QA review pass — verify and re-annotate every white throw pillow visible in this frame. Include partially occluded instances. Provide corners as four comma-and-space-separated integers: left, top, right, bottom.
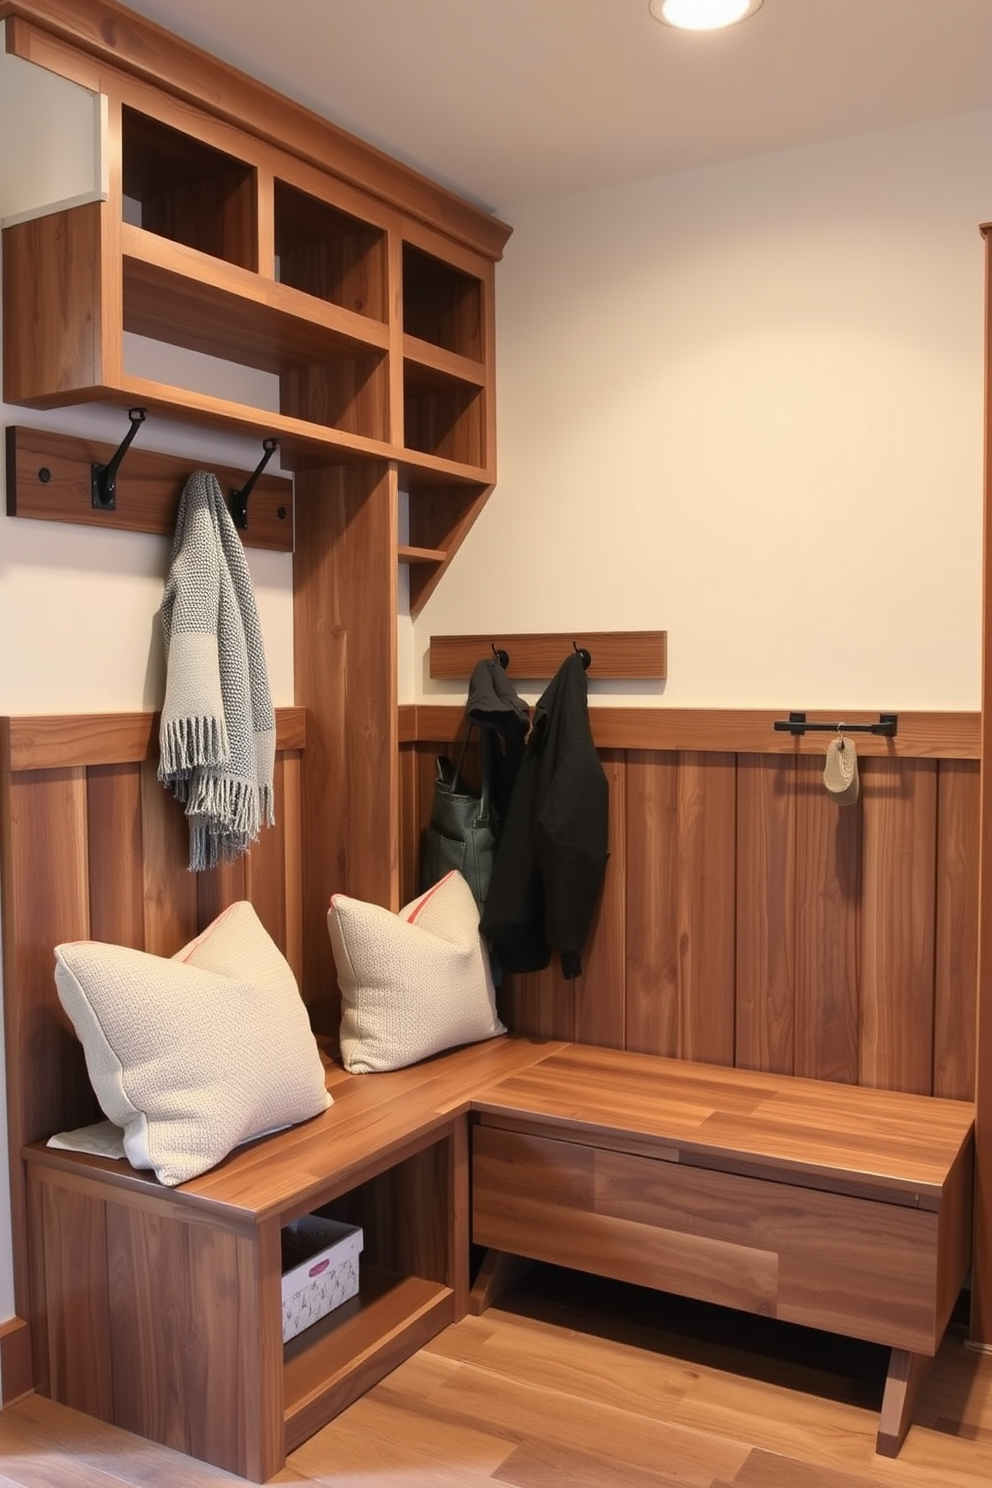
328, 869, 506, 1074
54, 900, 331, 1186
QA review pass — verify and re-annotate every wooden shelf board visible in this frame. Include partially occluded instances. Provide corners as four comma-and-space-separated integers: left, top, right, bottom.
282, 1268, 453, 1449
398, 544, 446, 565
401, 457, 493, 491
123, 223, 391, 369
6, 425, 294, 551
402, 333, 486, 389
429, 631, 668, 681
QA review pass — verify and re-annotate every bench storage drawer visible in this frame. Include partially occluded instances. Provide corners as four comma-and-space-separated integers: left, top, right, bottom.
472, 1122, 963, 1355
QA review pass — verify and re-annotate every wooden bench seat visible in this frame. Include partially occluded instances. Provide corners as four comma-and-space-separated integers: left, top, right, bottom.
468, 1043, 976, 1461
25, 1035, 975, 1479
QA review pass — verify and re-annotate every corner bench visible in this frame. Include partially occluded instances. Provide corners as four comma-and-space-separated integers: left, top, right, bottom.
24, 1036, 974, 1481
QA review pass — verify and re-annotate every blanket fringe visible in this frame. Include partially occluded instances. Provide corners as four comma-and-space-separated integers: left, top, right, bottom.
158, 715, 229, 781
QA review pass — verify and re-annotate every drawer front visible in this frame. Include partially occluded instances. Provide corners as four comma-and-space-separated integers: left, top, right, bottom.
472, 1125, 941, 1352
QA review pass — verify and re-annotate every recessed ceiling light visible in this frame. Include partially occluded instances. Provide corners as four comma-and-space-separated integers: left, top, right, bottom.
649, 0, 764, 30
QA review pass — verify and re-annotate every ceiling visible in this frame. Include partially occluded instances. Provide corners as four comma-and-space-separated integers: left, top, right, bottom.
116, 0, 992, 213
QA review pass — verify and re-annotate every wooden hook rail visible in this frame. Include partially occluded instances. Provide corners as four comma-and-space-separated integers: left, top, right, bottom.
5, 425, 294, 552
429, 631, 667, 681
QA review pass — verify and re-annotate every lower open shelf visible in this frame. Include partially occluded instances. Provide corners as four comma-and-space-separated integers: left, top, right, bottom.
282, 1267, 455, 1451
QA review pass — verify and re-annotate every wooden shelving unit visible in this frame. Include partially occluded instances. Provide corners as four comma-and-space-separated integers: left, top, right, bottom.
2, 69, 507, 596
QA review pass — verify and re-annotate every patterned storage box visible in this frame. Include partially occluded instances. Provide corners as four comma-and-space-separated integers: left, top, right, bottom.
280, 1215, 364, 1343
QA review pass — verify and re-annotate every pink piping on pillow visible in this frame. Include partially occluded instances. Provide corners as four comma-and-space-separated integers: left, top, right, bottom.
404, 871, 457, 925
175, 900, 241, 963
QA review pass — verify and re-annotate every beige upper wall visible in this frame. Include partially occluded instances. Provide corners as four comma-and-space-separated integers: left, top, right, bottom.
416, 109, 992, 710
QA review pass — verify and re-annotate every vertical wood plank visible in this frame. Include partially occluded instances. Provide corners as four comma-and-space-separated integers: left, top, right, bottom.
860, 757, 938, 1095
572, 751, 626, 1051
794, 755, 862, 1085
625, 751, 679, 1057
676, 752, 737, 1066
86, 765, 144, 948
398, 744, 420, 910
0, 763, 95, 1320
139, 759, 198, 956
934, 760, 980, 1100
294, 461, 398, 1036
281, 750, 305, 993
735, 755, 796, 1075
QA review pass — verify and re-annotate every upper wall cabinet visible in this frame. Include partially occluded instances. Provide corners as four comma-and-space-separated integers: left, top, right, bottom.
0, 8, 510, 613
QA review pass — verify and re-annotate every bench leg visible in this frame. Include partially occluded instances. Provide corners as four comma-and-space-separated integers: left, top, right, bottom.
469, 1249, 534, 1316
876, 1347, 931, 1457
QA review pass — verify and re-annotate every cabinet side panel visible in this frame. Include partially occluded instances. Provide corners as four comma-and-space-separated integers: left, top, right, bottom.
36, 1174, 114, 1420
2, 202, 104, 401
106, 1201, 279, 1480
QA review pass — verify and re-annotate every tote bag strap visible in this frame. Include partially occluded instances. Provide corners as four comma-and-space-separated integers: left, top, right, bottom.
448, 723, 491, 823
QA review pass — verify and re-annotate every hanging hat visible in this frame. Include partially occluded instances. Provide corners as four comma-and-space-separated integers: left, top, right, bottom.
823, 734, 859, 806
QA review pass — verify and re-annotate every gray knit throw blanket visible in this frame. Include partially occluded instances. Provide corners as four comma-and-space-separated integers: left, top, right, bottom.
158, 470, 276, 871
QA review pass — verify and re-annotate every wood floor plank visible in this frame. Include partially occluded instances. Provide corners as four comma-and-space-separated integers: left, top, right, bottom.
729, 1450, 877, 1486
425, 1309, 697, 1415
494, 1438, 693, 1487
374, 1349, 751, 1485
288, 1390, 515, 1485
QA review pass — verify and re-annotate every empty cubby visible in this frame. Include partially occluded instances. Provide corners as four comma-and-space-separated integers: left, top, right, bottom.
274, 180, 387, 322
402, 244, 482, 360
122, 106, 257, 269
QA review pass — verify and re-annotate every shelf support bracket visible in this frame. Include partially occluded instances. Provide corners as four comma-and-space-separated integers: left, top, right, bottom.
91, 408, 147, 512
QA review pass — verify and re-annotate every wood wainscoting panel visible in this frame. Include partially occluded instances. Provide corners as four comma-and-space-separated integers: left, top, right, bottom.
625, 750, 679, 1058
400, 714, 979, 1103
573, 752, 626, 1051
793, 755, 862, 1086
860, 758, 938, 1095
676, 753, 737, 1067
934, 760, 980, 1101
736, 755, 797, 1077
138, 757, 199, 955
86, 764, 146, 949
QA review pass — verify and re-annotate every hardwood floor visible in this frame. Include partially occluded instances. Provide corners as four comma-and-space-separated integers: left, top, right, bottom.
3, 1265, 992, 1487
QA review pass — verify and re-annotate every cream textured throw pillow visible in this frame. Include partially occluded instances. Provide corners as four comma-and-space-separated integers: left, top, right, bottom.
54, 901, 330, 1186
328, 869, 506, 1074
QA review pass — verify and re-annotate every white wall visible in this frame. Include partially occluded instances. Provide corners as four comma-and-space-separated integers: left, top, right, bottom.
417, 109, 992, 711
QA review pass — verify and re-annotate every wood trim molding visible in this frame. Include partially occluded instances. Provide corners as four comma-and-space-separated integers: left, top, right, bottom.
0, 5, 512, 259
403, 705, 980, 759
0, 1317, 32, 1406
1, 707, 306, 772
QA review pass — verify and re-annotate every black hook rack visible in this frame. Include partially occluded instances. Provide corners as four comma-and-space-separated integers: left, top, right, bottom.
573, 641, 592, 670
773, 711, 898, 737
491, 643, 510, 669
91, 407, 147, 511
229, 438, 278, 531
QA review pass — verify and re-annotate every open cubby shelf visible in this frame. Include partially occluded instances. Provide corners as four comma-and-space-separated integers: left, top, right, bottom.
4, 95, 502, 604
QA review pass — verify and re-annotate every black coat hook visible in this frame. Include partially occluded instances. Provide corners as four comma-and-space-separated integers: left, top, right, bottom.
573, 641, 591, 670
91, 407, 146, 511
491, 643, 510, 669
229, 438, 278, 530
